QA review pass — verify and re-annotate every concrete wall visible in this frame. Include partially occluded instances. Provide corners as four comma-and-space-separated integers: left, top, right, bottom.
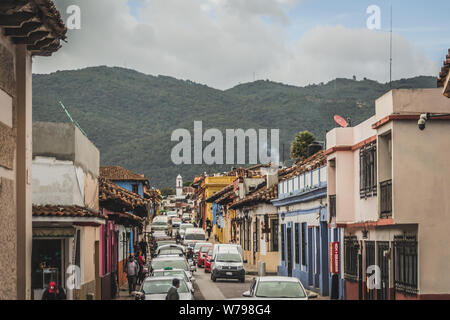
392, 120, 450, 295
32, 157, 85, 207
33, 122, 100, 178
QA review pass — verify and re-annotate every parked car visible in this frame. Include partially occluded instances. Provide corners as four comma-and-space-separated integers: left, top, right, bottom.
150, 256, 195, 279
192, 242, 211, 255
155, 244, 185, 257
152, 268, 195, 292
151, 215, 169, 233
183, 228, 206, 247
136, 276, 193, 300
182, 213, 191, 222
179, 223, 194, 240
204, 248, 214, 273
210, 246, 245, 282
241, 276, 315, 300
197, 244, 214, 267
167, 211, 178, 219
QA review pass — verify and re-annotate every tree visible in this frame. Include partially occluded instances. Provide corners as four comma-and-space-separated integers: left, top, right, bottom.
183, 181, 192, 187
160, 187, 175, 196
290, 130, 316, 160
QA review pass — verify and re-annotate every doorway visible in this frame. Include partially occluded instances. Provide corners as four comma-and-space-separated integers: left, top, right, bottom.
287, 226, 292, 277
377, 242, 390, 300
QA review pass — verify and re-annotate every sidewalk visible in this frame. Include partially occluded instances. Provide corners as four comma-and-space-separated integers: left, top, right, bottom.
115, 282, 140, 300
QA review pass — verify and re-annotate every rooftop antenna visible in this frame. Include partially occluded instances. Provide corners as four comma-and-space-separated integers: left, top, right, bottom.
58, 101, 88, 137
389, 4, 393, 89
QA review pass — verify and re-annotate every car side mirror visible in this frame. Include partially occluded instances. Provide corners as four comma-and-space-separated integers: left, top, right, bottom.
308, 293, 318, 299
190, 266, 196, 272
242, 291, 251, 297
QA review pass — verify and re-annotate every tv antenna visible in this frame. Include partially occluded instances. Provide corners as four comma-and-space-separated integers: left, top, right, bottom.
58, 101, 88, 137
389, 5, 393, 89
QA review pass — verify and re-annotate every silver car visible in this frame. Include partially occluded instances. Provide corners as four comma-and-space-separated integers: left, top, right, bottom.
136, 276, 193, 300
241, 276, 316, 300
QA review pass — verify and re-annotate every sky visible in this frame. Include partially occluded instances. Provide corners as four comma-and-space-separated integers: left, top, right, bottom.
33, 0, 450, 89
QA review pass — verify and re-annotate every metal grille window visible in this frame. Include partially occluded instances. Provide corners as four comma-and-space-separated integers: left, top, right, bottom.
360, 142, 377, 198
365, 241, 376, 300
394, 235, 418, 296
380, 180, 392, 218
344, 236, 359, 281
271, 219, 278, 252
245, 220, 251, 251
281, 224, 285, 261
295, 223, 300, 264
301, 223, 307, 266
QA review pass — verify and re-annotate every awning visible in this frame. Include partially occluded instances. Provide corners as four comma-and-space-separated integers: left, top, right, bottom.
33, 228, 75, 238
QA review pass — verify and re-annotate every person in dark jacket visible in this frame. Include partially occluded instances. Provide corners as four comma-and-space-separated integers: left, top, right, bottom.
41, 281, 66, 300
165, 278, 180, 300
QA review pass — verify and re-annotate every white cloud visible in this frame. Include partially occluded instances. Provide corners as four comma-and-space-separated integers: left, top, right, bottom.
33, 0, 438, 89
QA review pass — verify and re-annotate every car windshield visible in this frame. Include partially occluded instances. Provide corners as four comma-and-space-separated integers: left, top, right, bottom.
142, 279, 189, 294
200, 246, 212, 253
181, 224, 193, 231
255, 281, 306, 298
153, 271, 188, 281
216, 252, 242, 263
151, 259, 189, 271
152, 221, 167, 225
185, 233, 205, 241
158, 248, 183, 255
194, 243, 209, 250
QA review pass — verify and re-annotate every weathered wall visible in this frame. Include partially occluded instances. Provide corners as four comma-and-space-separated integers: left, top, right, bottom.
32, 157, 85, 206
33, 122, 100, 178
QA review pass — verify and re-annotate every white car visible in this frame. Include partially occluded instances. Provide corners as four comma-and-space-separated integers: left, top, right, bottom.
152, 268, 195, 292
136, 276, 193, 300
179, 223, 194, 239
241, 276, 316, 300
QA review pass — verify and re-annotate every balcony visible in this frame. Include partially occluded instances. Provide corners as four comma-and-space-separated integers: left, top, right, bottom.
380, 180, 392, 218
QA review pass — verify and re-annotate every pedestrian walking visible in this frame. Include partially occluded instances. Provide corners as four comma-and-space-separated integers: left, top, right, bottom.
139, 239, 148, 261
124, 255, 139, 296
206, 222, 212, 240
138, 250, 146, 284
41, 281, 66, 300
165, 278, 180, 300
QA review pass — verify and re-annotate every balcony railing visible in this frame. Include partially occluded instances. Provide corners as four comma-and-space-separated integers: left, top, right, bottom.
380, 180, 392, 218
329, 195, 336, 220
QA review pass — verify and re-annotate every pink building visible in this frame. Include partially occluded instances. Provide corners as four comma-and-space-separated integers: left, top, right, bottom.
326, 87, 450, 300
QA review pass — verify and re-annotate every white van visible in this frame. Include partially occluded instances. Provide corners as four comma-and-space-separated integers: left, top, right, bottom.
183, 228, 206, 247
212, 244, 243, 261
151, 215, 169, 233
210, 246, 245, 282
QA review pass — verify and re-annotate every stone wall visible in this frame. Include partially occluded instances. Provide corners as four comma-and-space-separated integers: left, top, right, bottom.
0, 178, 17, 299
73, 279, 97, 300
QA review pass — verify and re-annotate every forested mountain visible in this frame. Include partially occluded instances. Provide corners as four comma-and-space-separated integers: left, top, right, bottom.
32, 66, 437, 187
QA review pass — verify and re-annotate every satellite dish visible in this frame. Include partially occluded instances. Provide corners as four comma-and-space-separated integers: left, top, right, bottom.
334, 115, 348, 128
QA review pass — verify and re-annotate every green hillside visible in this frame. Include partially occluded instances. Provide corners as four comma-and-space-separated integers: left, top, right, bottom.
32, 66, 437, 187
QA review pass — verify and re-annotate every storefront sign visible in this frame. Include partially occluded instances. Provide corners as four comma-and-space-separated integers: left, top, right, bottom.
329, 241, 340, 274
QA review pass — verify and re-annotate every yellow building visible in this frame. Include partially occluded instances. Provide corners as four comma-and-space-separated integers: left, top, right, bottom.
201, 176, 236, 243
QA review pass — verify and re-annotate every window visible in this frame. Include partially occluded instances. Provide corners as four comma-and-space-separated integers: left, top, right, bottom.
360, 141, 377, 198
295, 223, 300, 264
329, 195, 336, 221
394, 235, 418, 295
300, 174, 305, 190
301, 223, 307, 266
271, 219, 278, 252
132, 184, 139, 194
281, 224, 285, 261
344, 236, 359, 280
245, 220, 251, 251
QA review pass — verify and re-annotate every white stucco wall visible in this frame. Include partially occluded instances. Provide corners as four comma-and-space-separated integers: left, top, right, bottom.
32, 157, 85, 206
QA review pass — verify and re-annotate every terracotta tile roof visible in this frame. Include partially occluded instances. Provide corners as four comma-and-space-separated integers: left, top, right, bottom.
437, 49, 450, 97
144, 189, 162, 202
106, 211, 144, 224
0, 0, 67, 56
33, 205, 106, 219
229, 183, 278, 209
99, 177, 149, 210
280, 151, 326, 182
206, 183, 234, 203
100, 166, 149, 182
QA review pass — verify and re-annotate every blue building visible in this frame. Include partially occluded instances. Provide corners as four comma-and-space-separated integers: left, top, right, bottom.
100, 166, 150, 254
272, 152, 331, 297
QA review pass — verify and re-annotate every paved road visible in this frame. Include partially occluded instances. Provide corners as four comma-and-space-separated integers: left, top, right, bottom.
193, 265, 255, 300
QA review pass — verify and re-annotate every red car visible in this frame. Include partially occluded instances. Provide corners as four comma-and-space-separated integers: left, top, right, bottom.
204, 248, 214, 273
197, 245, 213, 267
